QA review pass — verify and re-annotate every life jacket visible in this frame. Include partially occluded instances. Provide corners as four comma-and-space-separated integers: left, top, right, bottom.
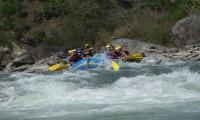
115, 51, 122, 57
83, 49, 94, 57
109, 50, 118, 59
70, 55, 80, 63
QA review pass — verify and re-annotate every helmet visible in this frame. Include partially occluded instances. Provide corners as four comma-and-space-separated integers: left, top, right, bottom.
115, 46, 121, 50
89, 47, 94, 50
106, 45, 111, 48
118, 45, 123, 49
106, 43, 110, 46
68, 50, 72, 53
85, 44, 90, 47
115, 45, 122, 50
72, 49, 77, 52
77, 48, 82, 53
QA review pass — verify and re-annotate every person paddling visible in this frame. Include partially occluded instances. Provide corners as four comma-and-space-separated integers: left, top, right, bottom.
67, 49, 82, 65
83, 44, 96, 57
115, 46, 128, 59
106, 44, 118, 59
77, 48, 83, 58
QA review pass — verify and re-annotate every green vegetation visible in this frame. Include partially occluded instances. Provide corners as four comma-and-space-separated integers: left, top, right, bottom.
0, 0, 22, 16
0, 0, 200, 51
33, 29, 46, 43
42, 0, 69, 19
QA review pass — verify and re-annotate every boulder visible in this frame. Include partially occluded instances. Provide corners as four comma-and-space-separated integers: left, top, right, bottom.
12, 65, 30, 72
189, 55, 200, 61
13, 55, 35, 67
166, 48, 179, 53
22, 46, 68, 61
24, 64, 49, 73
172, 15, 200, 47
4, 46, 68, 72
4, 62, 14, 72
111, 38, 168, 56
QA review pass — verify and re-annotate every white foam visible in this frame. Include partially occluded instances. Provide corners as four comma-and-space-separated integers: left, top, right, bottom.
1, 63, 200, 119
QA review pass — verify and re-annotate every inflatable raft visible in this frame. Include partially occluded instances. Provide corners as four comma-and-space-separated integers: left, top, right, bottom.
68, 58, 104, 72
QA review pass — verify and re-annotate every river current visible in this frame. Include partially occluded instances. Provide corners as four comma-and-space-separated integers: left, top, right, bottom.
0, 61, 200, 120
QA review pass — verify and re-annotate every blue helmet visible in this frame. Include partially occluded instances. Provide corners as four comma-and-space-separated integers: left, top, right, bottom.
77, 48, 82, 53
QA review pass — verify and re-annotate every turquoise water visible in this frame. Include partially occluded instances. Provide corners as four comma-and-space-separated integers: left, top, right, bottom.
0, 61, 200, 120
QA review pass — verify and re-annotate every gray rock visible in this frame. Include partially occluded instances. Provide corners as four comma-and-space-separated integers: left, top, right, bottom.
25, 64, 49, 73
111, 38, 168, 55
167, 48, 179, 53
4, 46, 69, 72
22, 46, 68, 61
12, 65, 30, 72
4, 62, 14, 72
13, 55, 35, 67
172, 15, 200, 47
187, 53, 199, 60
189, 55, 200, 61
35, 55, 61, 66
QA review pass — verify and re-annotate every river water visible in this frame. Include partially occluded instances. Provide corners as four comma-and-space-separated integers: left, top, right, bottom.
0, 61, 200, 120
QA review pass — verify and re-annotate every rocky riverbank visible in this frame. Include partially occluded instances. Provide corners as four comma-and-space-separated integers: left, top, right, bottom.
112, 39, 200, 63
2, 46, 69, 72
1, 38, 199, 73
1, 14, 200, 72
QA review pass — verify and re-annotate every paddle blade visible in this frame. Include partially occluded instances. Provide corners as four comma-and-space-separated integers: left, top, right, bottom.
49, 63, 70, 71
126, 53, 144, 60
111, 60, 120, 70
49, 64, 60, 71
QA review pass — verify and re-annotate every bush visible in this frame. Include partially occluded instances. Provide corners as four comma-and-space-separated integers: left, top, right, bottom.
33, 29, 46, 42
42, 29, 63, 46
148, 0, 200, 21
61, 0, 123, 48
42, 0, 68, 19
2, 17, 15, 31
32, 10, 43, 23
0, 35, 13, 51
0, 0, 22, 16
14, 22, 30, 41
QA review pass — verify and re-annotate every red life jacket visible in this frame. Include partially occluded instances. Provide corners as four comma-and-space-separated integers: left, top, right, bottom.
115, 51, 122, 57
70, 55, 79, 63
109, 50, 118, 59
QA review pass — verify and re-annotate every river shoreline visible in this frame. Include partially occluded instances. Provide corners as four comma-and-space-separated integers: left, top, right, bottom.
0, 38, 199, 73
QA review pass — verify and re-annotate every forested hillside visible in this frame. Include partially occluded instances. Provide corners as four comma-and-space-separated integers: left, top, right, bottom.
0, 0, 200, 50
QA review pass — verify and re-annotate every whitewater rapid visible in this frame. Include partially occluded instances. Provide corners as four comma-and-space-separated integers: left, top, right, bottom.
0, 61, 200, 120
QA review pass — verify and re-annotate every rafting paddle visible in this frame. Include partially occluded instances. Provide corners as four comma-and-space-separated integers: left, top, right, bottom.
49, 62, 70, 71
111, 60, 120, 70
